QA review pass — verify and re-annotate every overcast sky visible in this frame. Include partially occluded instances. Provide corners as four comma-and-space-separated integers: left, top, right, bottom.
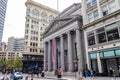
3, 0, 81, 42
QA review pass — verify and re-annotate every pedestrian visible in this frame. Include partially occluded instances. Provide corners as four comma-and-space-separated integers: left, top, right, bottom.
41, 71, 44, 77
118, 65, 120, 77
84, 69, 89, 77
57, 67, 62, 78
109, 67, 113, 77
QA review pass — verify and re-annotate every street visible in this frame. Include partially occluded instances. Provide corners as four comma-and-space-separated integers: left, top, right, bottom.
0, 73, 120, 80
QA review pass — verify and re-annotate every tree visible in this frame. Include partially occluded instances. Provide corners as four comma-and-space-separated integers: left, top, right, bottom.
0, 58, 5, 70
14, 57, 23, 70
6, 59, 14, 70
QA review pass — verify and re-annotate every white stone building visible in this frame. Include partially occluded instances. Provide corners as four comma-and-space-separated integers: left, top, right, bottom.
23, 0, 59, 72
0, 51, 23, 60
43, 3, 84, 76
81, 0, 120, 76
24, 0, 59, 56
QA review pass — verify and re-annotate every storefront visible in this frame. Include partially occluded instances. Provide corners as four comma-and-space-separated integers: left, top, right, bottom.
90, 48, 120, 76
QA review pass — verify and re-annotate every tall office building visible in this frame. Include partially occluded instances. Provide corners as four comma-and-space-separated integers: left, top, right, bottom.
7, 36, 24, 52
0, 0, 8, 42
81, 0, 120, 76
23, 0, 59, 72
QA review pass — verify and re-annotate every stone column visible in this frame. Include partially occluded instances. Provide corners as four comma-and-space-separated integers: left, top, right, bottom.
48, 40, 51, 71
60, 35, 65, 71
44, 42, 47, 71
96, 53, 102, 73
97, 0, 102, 17
53, 38, 57, 71
67, 31, 73, 72
76, 28, 83, 71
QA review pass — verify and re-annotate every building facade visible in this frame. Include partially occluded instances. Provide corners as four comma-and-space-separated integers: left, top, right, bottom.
0, 51, 22, 60
23, 0, 59, 72
0, 0, 8, 42
0, 42, 7, 51
43, 3, 84, 76
81, 0, 120, 76
7, 36, 24, 52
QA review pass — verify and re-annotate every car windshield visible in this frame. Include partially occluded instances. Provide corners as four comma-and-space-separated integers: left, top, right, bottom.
15, 72, 22, 75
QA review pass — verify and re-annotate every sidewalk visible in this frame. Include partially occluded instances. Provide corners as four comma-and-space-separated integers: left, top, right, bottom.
45, 76, 120, 80
23, 74, 120, 80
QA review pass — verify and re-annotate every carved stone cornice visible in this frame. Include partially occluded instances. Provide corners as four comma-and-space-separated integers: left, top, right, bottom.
43, 15, 82, 38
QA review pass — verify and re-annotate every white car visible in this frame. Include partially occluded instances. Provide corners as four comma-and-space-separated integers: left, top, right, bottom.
10, 72, 23, 79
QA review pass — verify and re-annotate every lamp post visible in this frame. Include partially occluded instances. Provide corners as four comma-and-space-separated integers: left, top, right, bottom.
3, 58, 6, 73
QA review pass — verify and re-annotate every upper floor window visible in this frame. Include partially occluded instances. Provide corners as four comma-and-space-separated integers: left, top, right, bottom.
108, 1, 116, 13
101, 0, 116, 16
86, 0, 97, 9
102, 5, 108, 16
93, 10, 99, 20
87, 31, 95, 46
106, 23, 119, 41
88, 13, 94, 22
88, 10, 99, 22
96, 27, 107, 43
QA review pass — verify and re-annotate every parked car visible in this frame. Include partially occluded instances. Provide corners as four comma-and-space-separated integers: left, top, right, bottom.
10, 72, 23, 80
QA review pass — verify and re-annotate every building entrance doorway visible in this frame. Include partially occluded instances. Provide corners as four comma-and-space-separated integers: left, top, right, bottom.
106, 59, 118, 76
102, 58, 119, 76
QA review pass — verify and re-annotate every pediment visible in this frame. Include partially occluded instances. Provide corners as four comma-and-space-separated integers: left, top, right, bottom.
45, 17, 73, 35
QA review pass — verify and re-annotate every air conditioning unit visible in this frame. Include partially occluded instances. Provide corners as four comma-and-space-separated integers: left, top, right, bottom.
103, 11, 108, 16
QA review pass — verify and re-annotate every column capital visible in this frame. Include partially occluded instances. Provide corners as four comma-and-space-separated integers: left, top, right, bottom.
59, 34, 63, 38
66, 31, 71, 34
74, 27, 80, 30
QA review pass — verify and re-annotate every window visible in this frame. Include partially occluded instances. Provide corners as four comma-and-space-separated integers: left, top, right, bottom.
87, 31, 95, 45
27, 19, 29, 22
102, 0, 116, 16
26, 24, 29, 28
102, 5, 108, 16
40, 27, 43, 30
87, 1, 92, 8
31, 25, 33, 28
93, 10, 99, 19
108, 1, 116, 13
107, 29, 119, 41
40, 38, 42, 41
115, 49, 120, 56
88, 10, 98, 22
106, 23, 119, 41
90, 53, 96, 59
88, 13, 94, 22
86, 0, 97, 9
104, 50, 115, 57
96, 27, 107, 43
92, 0, 97, 5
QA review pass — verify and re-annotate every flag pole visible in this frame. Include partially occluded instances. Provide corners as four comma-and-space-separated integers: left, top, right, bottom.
57, 0, 59, 11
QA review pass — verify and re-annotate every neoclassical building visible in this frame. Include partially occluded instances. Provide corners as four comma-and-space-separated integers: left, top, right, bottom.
43, 3, 85, 76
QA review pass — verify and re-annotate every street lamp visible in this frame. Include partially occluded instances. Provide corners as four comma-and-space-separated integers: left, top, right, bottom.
3, 58, 6, 73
